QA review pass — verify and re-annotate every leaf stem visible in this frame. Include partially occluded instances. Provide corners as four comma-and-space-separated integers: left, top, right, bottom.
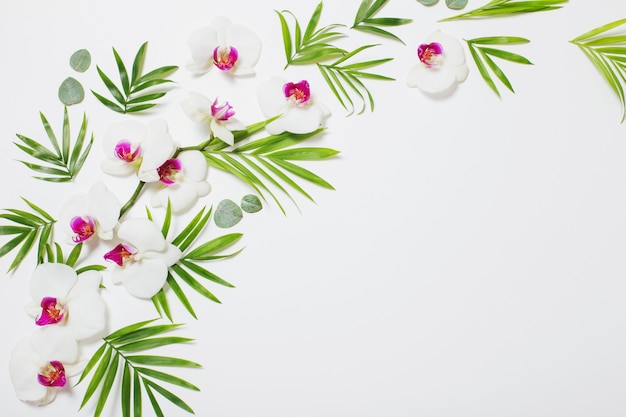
119, 182, 146, 219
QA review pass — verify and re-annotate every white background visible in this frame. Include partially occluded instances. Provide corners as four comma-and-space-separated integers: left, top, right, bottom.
1, 0, 625, 416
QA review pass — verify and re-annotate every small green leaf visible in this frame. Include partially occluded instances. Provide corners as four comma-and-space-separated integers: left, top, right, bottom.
446, 0, 468, 9
58, 77, 85, 105
214, 199, 243, 228
418, 0, 439, 5
241, 194, 262, 213
70, 49, 91, 72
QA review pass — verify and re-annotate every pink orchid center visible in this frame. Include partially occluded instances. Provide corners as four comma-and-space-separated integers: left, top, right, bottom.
418, 42, 443, 67
211, 99, 236, 121
38, 361, 67, 387
104, 243, 137, 266
283, 80, 311, 105
35, 297, 67, 326
213, 45, 238, 71
114, 140, 141, 163
157, 158, 182, 185
69, 215, 96, 243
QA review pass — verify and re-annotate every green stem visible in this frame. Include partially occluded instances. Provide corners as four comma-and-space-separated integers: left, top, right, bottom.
119, 181, 146, 219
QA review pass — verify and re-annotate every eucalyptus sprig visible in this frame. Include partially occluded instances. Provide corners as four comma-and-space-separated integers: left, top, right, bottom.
92, 41, 178, 114
352, 0, 413, 44
439, 0, 568, 22
571, 18, 626, 122
465, 36, 533, 96
318, 44, 394, 114
276, 2, 346, 67
150, 204, 242, 321
14, 107, 93, 182
77, 319, 200, 417
417, 0, 469, 10
0, 198, 55, 272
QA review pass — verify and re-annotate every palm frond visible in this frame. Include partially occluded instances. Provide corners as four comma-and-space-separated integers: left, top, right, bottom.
352, 0, 412, 44
78, 319, 200, 417
439, 0, 568, 21
0, 198, 55, 272
465, 36, 533, 96
14, 107, 93, 182
571, 18, 626, 122
92, 42, 178, 114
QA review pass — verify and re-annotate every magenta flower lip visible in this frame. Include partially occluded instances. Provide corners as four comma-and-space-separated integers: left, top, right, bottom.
70, 215, 96, 243
283, 80, 311, 104
213, 45, 239, 71
114, 139, 141, 162
418, 42, 443, 67
38, 361, 66, 388
104, 243, 137, 266
157, 158, 182, 185
35, 297, 67, 326
211, 99, 236, 121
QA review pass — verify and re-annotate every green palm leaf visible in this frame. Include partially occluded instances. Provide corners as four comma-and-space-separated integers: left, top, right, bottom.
439, 0, 568, 21
15, 107, 93, 182
465, 36, 533, 96
92, 41, 177, 114
571, 18, 626, 122
352, 0, 412, 44
0, 198, 55, 271
78, 319, 199, 417
276, 2, 347, 68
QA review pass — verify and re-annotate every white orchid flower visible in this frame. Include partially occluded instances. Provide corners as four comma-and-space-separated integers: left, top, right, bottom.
151, 150, 211, 213
187, 16, 262, 76
257, 77, 330, 135
25, 263, 106, 341
407, 30, 469, 95
101, 119, 176, 182
104, 218, 182, 299
58, 181, 121, 243
181, 91, 245, 145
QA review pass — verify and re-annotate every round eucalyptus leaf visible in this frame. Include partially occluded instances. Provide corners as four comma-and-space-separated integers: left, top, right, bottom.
215, 199, 243, 228
58, 77, 85, 106
446, 0, 468, 9
241, 194, 262, 213
69, 49, 91, 72
417, 0, 439, 5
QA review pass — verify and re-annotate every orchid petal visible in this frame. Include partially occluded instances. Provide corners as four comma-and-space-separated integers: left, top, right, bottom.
117, 218, 166, 252
257, 76, 290, 116
121, 259, 168, 299
29, 263, 76, 303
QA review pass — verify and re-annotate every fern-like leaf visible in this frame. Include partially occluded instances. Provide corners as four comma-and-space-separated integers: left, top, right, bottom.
14, 107, 93, 182
78, 319, 200, 417
439, 0, 568, 21
0, 198, 55, 272
352, 0, 412, 44
92, 42, 178, 114
317, 44, 394, 114
571, 18, 626, 122
465, 36, 533, 96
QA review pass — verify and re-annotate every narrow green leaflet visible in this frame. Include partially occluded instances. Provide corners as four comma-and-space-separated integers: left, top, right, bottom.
200, 127, 339, 213
465, 36, 533, 96
571, 18, 626, 122
92, 41, 178, 114
276, 2, 347, 67
439, 0, 568, 21
317, 44, 394, 114
78, 319, 200, 417
14, 107, 93, 182
352, 0, 413, 44
0, 198, 55, 272
150, 205, 243, 320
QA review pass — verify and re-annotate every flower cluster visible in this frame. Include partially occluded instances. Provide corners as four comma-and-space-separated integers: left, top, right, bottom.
7, 15, 333, 409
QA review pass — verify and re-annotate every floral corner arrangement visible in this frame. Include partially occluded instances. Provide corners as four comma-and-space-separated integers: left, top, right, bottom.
2, 1, 625, 416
